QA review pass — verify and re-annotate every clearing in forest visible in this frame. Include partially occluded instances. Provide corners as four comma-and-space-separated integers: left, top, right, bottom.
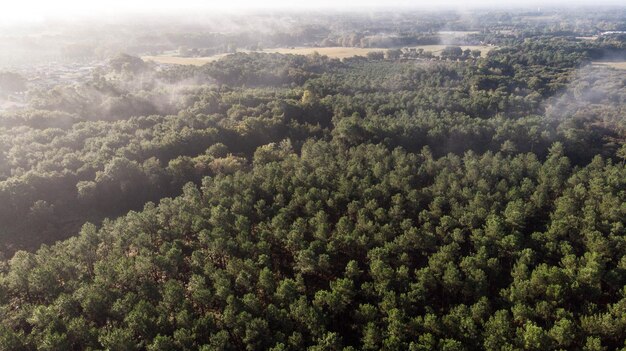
142, 45, 496, 66
592, 61, 626, 70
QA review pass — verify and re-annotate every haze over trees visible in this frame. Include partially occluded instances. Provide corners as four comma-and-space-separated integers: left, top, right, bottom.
0, 5, 626, 350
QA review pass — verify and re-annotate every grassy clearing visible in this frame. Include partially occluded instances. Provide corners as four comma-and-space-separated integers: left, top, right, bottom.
260, 47, 383, 58
141, 54, 230, 66
522, 14, 560, 21
497, 30, 516, 35
592, 61, 626, 70
437, 31, 480, 37
142, 45, 496, 66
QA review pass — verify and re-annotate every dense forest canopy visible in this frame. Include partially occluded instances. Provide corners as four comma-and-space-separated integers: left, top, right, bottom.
0, 6, 626, 350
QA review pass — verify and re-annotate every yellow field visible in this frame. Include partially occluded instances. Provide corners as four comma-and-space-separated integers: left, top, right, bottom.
142, 45, 496, 66
260, 47, 384, 58
142, 54, 231, 66
437, 31, 480, 37
522, 14, 559, 21
145, 47, 394, 63
592, 61, 626, 70
498, 30, 516, 35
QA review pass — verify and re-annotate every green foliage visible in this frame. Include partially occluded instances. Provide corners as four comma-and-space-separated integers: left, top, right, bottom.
0, 139, 625, 349
1, 18, 626, 349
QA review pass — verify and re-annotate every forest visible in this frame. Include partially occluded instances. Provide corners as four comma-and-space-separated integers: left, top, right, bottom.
0, 6, 626, 350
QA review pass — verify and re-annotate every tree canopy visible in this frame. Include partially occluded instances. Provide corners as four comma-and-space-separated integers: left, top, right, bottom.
1, 14, 626, 349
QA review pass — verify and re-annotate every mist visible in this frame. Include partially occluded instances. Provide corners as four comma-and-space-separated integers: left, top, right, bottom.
2, 0, 626, 25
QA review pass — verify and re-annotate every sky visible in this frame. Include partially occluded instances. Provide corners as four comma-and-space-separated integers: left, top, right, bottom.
1, 0, 624, 24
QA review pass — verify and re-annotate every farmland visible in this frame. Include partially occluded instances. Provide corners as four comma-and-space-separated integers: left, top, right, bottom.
592, 61, 626, 70
141, 53, 230, 66
143, 45, 495, 65
260, 46, 385, 58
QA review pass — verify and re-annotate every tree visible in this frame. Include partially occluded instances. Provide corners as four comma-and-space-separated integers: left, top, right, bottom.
366, 51, 385, 60
385, 49, 402, 60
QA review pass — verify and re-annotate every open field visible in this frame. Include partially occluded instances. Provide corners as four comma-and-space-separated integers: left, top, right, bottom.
498, 30, 516, 35
142, 45, 496, 66
438, 31, 480, 37
592, 61, 626, 70
141, 54, 231, 66
143, 48, 385, 64
259, 47, 383, 58
522, 14, 560, 21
